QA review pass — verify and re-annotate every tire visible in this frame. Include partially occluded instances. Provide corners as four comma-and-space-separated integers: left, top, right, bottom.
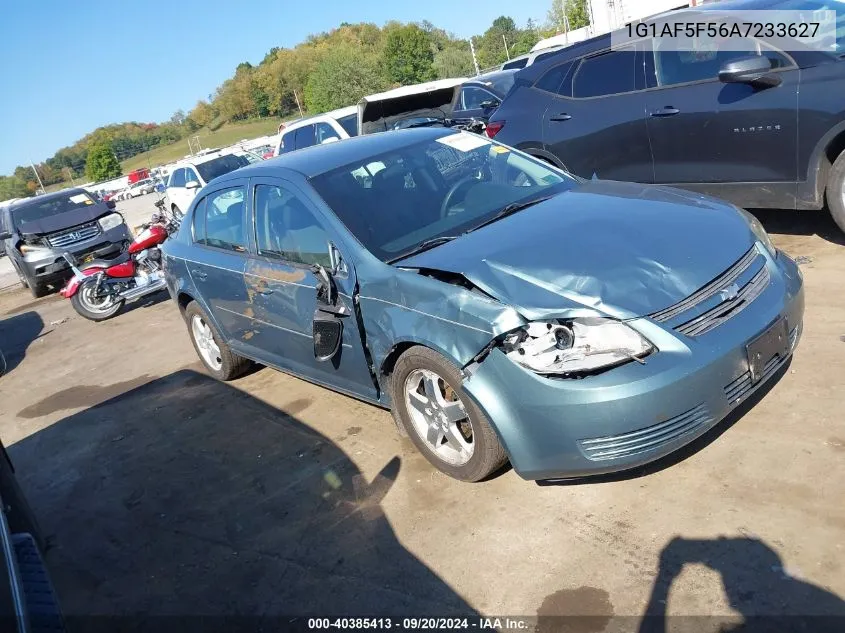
827, 150, 845, 234
20, 269, 48, 298
172, 204, 181, 218
390, 346, 507, 482
184, 301, 250, 380
69, 279, 123, 321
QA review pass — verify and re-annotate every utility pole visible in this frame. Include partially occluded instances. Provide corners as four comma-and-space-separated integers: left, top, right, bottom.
293, 89, 304, 117
502, 34, 510, 60
29, 160, 45, 193
469, 37, 481, 76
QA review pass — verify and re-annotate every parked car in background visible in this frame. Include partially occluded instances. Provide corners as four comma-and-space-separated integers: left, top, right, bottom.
487, 0, 845, 233
127, 178, 155, 197
450, 70, 517, 124
500, 46, 563, 70
0, 189, 132, 297
165, 152, 251, 216
273, 106, 359, 156
162, 128, 803, 483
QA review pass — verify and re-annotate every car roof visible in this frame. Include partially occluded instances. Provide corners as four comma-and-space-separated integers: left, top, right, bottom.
176, 151, 236, 168
214, 128, 456, 181
282, 106, 358, 133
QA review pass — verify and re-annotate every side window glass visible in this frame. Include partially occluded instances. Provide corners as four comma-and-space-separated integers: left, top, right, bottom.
254, 184, 331, 267
652, 38, 787, 87
572, 46, 637, 98
535, 61, 574, 95
197, 187, 246, 252
281, 130, 297, 153
338, 113, 359, 137
170, 169, 185, 188
315, 122, 340, 144
191, 197, 207, 243
185, 168, 199, 185
460, 87, 496, 110
295, 125, 317, 150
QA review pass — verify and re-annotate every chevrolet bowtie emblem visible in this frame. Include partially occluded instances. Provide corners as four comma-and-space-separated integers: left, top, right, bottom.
720, 283, 740, 302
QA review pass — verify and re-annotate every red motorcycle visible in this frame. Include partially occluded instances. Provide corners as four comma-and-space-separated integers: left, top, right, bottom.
60, 199, 180, 321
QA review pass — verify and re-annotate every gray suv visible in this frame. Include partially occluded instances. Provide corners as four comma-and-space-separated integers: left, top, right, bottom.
0, 189, 132, 297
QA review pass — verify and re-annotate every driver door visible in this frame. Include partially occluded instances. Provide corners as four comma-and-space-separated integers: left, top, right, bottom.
242, 176, 377, 400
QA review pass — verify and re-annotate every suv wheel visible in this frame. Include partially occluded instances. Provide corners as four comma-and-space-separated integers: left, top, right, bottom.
827, 150, 845, 233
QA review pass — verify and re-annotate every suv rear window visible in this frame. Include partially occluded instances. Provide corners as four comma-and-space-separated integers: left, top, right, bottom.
11, 192, 95, 226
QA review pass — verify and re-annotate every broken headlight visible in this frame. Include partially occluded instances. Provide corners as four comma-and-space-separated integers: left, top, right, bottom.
501, 318, 653, 375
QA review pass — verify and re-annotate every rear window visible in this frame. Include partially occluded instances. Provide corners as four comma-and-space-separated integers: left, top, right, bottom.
11, 192, 96, 226
194, 154, 249, 184
502, 58, 528, 70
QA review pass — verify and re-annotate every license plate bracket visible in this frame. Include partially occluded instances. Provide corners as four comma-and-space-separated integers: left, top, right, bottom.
746, 317, 789, 384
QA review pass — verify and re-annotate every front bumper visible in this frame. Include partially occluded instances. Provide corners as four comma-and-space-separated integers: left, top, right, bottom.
23, 225, 131, 281
462, 251, 804, 481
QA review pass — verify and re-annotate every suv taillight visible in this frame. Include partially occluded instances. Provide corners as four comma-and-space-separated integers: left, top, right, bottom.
485, 121, 505, 138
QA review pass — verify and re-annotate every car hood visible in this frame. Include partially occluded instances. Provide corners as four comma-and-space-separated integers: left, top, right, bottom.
17, 204, 111, 237
399, 180, 756, 320
358, 79, 465, 135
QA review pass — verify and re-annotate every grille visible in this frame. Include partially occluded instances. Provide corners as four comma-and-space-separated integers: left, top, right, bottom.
723, 324, 799, 406
651, 247, 760, 323
578, 403, 711, 461
675, 265, 770, 337
46, 222, 100, 248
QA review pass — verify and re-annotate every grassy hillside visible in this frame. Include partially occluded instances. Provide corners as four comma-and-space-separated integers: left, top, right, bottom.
120, 119, 281, 172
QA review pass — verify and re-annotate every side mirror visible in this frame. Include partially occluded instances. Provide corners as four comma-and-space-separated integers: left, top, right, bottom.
479, 99, 500, 109
311, 263, 350, 362
185, 180, 200, 190
719, 55, 780, 87
106, 200, 116, 209
0, 231, 11, 241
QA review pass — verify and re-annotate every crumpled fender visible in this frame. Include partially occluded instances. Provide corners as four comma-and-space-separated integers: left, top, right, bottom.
358, 268, 526, 378
60, 268, 104, 298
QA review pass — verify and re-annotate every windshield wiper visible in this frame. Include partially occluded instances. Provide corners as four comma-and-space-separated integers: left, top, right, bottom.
467, 194, 556, 234
387, 236, 459, 264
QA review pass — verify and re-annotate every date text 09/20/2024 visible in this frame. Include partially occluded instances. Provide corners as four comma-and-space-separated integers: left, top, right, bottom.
307, 617, 530, 630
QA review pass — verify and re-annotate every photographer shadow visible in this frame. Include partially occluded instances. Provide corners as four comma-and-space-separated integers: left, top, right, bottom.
639, 536, 845, 633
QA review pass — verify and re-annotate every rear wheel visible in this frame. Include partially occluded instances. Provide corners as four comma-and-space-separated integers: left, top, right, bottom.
184, 301, 250, 380
70, 279, 123, 321
391, 346, 507, 482
827, 150, 845, 234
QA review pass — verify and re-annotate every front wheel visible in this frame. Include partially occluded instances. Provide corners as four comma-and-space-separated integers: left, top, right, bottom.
827, 150, 845, 234
391, 346, 507, 482
70, 279, 124, 321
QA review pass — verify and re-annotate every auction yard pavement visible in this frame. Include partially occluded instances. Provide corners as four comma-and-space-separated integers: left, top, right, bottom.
0, 204, 843, 629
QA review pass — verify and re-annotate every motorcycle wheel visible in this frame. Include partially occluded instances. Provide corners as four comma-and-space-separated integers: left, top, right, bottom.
70, 279, 124, 321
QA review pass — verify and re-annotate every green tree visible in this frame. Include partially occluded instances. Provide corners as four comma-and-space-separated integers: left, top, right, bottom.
189, 100, 217, 127
382, 24, 436, 84
85, 141, 121, 182
432, 45, 475, 78
476, 16, 520, 69
547, 0, 590, 32
303, 46, 388, 113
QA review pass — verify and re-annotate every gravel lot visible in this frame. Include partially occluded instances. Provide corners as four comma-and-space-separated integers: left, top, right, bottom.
1, 203, 844, 630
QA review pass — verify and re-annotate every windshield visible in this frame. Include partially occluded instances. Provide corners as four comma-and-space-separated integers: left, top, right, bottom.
309, 133, 576, 262
195, 154, 249, 183
11, 191, 96, 226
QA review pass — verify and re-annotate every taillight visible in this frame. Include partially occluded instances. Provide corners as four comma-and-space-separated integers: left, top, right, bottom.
485, 120, 505, 138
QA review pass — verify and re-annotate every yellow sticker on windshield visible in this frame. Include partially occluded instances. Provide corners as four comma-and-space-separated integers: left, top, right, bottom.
491, 146, 510, 154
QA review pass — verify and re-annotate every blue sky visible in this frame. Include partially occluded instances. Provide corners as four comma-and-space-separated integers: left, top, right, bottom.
0, 0, 551, 174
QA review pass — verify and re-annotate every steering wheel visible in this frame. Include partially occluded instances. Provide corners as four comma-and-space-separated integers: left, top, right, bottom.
439, 175, 480, 219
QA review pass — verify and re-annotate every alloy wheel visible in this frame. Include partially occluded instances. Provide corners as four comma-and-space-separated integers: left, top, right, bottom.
403, 368, 474, 466
191, 314, 223, 371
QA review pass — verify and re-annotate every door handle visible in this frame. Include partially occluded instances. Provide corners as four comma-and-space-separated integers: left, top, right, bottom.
191, 269, 208, 281
549, 113, 572, 122
650, 107, 680, 117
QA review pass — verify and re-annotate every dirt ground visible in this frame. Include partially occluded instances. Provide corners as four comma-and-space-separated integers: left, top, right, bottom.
0, 207, 844, 631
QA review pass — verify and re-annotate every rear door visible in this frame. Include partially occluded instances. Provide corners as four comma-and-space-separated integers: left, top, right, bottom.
187, 179, 252, 340
243, 176, 377, 400
644, 39, 799, 207
542, 44, 654, 182
167, 168, 189, 211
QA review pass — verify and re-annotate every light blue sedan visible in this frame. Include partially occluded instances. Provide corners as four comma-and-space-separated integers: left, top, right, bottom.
162, 128, 803, 482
